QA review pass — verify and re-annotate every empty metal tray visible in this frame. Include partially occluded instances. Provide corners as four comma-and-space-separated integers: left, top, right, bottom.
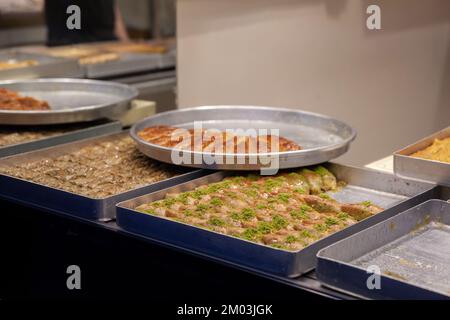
317, 199, 450, 300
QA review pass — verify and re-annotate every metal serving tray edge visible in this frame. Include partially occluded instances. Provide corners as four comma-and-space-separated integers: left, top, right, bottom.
316, 198, 450, 300
116, 163, 434, 277
0, 51, 83, 80
0, 131, 208, 221
394, 126, 450, 187
0, 121, 122, 158
130, 106, 357, 171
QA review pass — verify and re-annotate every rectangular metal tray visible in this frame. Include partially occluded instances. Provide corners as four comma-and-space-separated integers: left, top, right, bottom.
84, 53, 161, 79
0, 120, 121, 158
116, 163, 433, 278
0, 131, 207, 221
394, 127, 450, 187
0, 51, 83, 80
130, 106, 357, 171
317, 198, 450, 300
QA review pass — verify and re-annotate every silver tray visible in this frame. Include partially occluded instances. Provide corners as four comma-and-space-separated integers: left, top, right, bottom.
84, 53, 161, 79
394, 126, 450, 187
0, 51, 83, 80
130, 106, 357, 171
157, 49, 176, 69
0, 131, 207, 221
0, 120, 121, 158
116, 163, 433, 277
317, 198, 450, 300
0, 78, 138, 125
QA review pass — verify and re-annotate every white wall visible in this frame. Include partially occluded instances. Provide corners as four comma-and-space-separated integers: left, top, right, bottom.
176, 0, 450, 166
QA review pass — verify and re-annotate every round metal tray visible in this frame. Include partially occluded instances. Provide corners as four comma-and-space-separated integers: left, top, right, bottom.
130, 106, 357, 170
0, 78, 138, 125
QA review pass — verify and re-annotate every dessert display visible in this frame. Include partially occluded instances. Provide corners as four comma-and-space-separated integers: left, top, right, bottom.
0, 88, 50, 111
0, 128, 66, 147
138, 125, 302, 153
48, 47, 120, 65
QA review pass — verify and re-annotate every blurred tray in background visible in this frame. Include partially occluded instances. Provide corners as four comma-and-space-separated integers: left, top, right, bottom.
0, 78, 138, 125
0, 131, 206, 221
0, 50, 83, 80
394, 126, 450, 187
0, 120, 121, 158
317, 198, 450, 300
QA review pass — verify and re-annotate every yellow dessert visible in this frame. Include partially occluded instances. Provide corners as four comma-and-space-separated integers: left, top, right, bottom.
411, 137, 450, 163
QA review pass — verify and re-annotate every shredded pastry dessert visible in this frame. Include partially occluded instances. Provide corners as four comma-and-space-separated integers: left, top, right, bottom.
0, 136, 181, 198
103, 43, 167, 54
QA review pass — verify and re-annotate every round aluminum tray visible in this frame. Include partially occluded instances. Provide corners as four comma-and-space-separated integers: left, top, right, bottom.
0, 78, 138, 125
130, 106, 357, 170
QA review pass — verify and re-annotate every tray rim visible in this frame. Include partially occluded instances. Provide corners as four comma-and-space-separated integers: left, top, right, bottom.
83, 52, 162, 79
0, 120, 122, 157
117, 170, 297, 253
130, 105, 357, 171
